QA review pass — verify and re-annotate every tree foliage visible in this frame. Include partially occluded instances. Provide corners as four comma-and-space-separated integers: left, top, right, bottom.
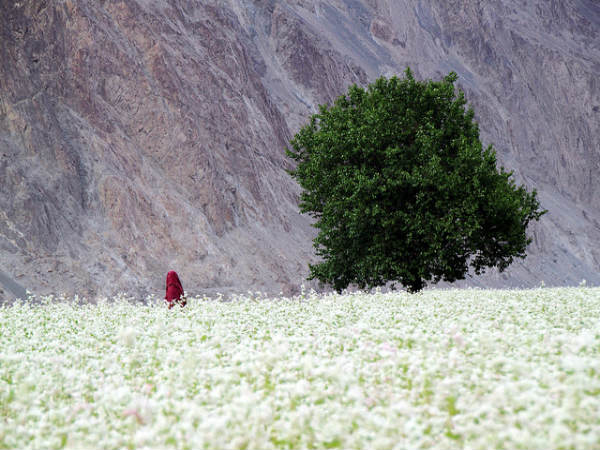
286, 68, 546, 293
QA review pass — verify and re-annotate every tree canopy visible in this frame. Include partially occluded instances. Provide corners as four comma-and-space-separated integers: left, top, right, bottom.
286, 68, 546, 293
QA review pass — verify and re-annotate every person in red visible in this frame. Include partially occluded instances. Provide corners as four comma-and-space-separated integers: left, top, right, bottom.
165, 270, 186, 309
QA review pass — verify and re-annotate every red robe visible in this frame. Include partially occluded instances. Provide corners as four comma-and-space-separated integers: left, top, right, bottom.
165, 271, 186, 309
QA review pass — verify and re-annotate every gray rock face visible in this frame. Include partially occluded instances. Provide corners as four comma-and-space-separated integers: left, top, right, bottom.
0, 0, 598, 300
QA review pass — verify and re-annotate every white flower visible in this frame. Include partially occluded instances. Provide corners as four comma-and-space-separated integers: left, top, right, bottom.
1, 287, 599, 449
118, 326, 137, 347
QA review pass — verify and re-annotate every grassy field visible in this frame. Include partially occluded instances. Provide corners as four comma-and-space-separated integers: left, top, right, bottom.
1, 288, 599, 449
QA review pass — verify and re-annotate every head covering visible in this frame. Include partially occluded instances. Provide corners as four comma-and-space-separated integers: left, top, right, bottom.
165, 271, 184, 308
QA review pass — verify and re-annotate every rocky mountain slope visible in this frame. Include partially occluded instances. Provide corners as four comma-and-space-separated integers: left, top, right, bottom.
1, 0, 599, 300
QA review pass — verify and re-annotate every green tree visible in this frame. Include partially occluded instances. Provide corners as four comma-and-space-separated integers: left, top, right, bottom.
286, 68, 546, 293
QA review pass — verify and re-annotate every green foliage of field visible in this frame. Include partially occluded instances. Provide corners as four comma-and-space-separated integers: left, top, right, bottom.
1, 288, 599, 449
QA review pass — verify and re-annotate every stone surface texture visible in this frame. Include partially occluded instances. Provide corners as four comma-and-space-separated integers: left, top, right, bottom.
0, 0, 599, 300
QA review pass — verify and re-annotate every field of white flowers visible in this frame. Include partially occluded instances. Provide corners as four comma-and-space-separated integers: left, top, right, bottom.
1, 287, 599, 449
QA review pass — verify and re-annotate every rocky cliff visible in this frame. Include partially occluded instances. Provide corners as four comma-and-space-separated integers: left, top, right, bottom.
1, 0, 599, 300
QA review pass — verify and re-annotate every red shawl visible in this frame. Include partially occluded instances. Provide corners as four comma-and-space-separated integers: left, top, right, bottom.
165, 270, 185, 309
